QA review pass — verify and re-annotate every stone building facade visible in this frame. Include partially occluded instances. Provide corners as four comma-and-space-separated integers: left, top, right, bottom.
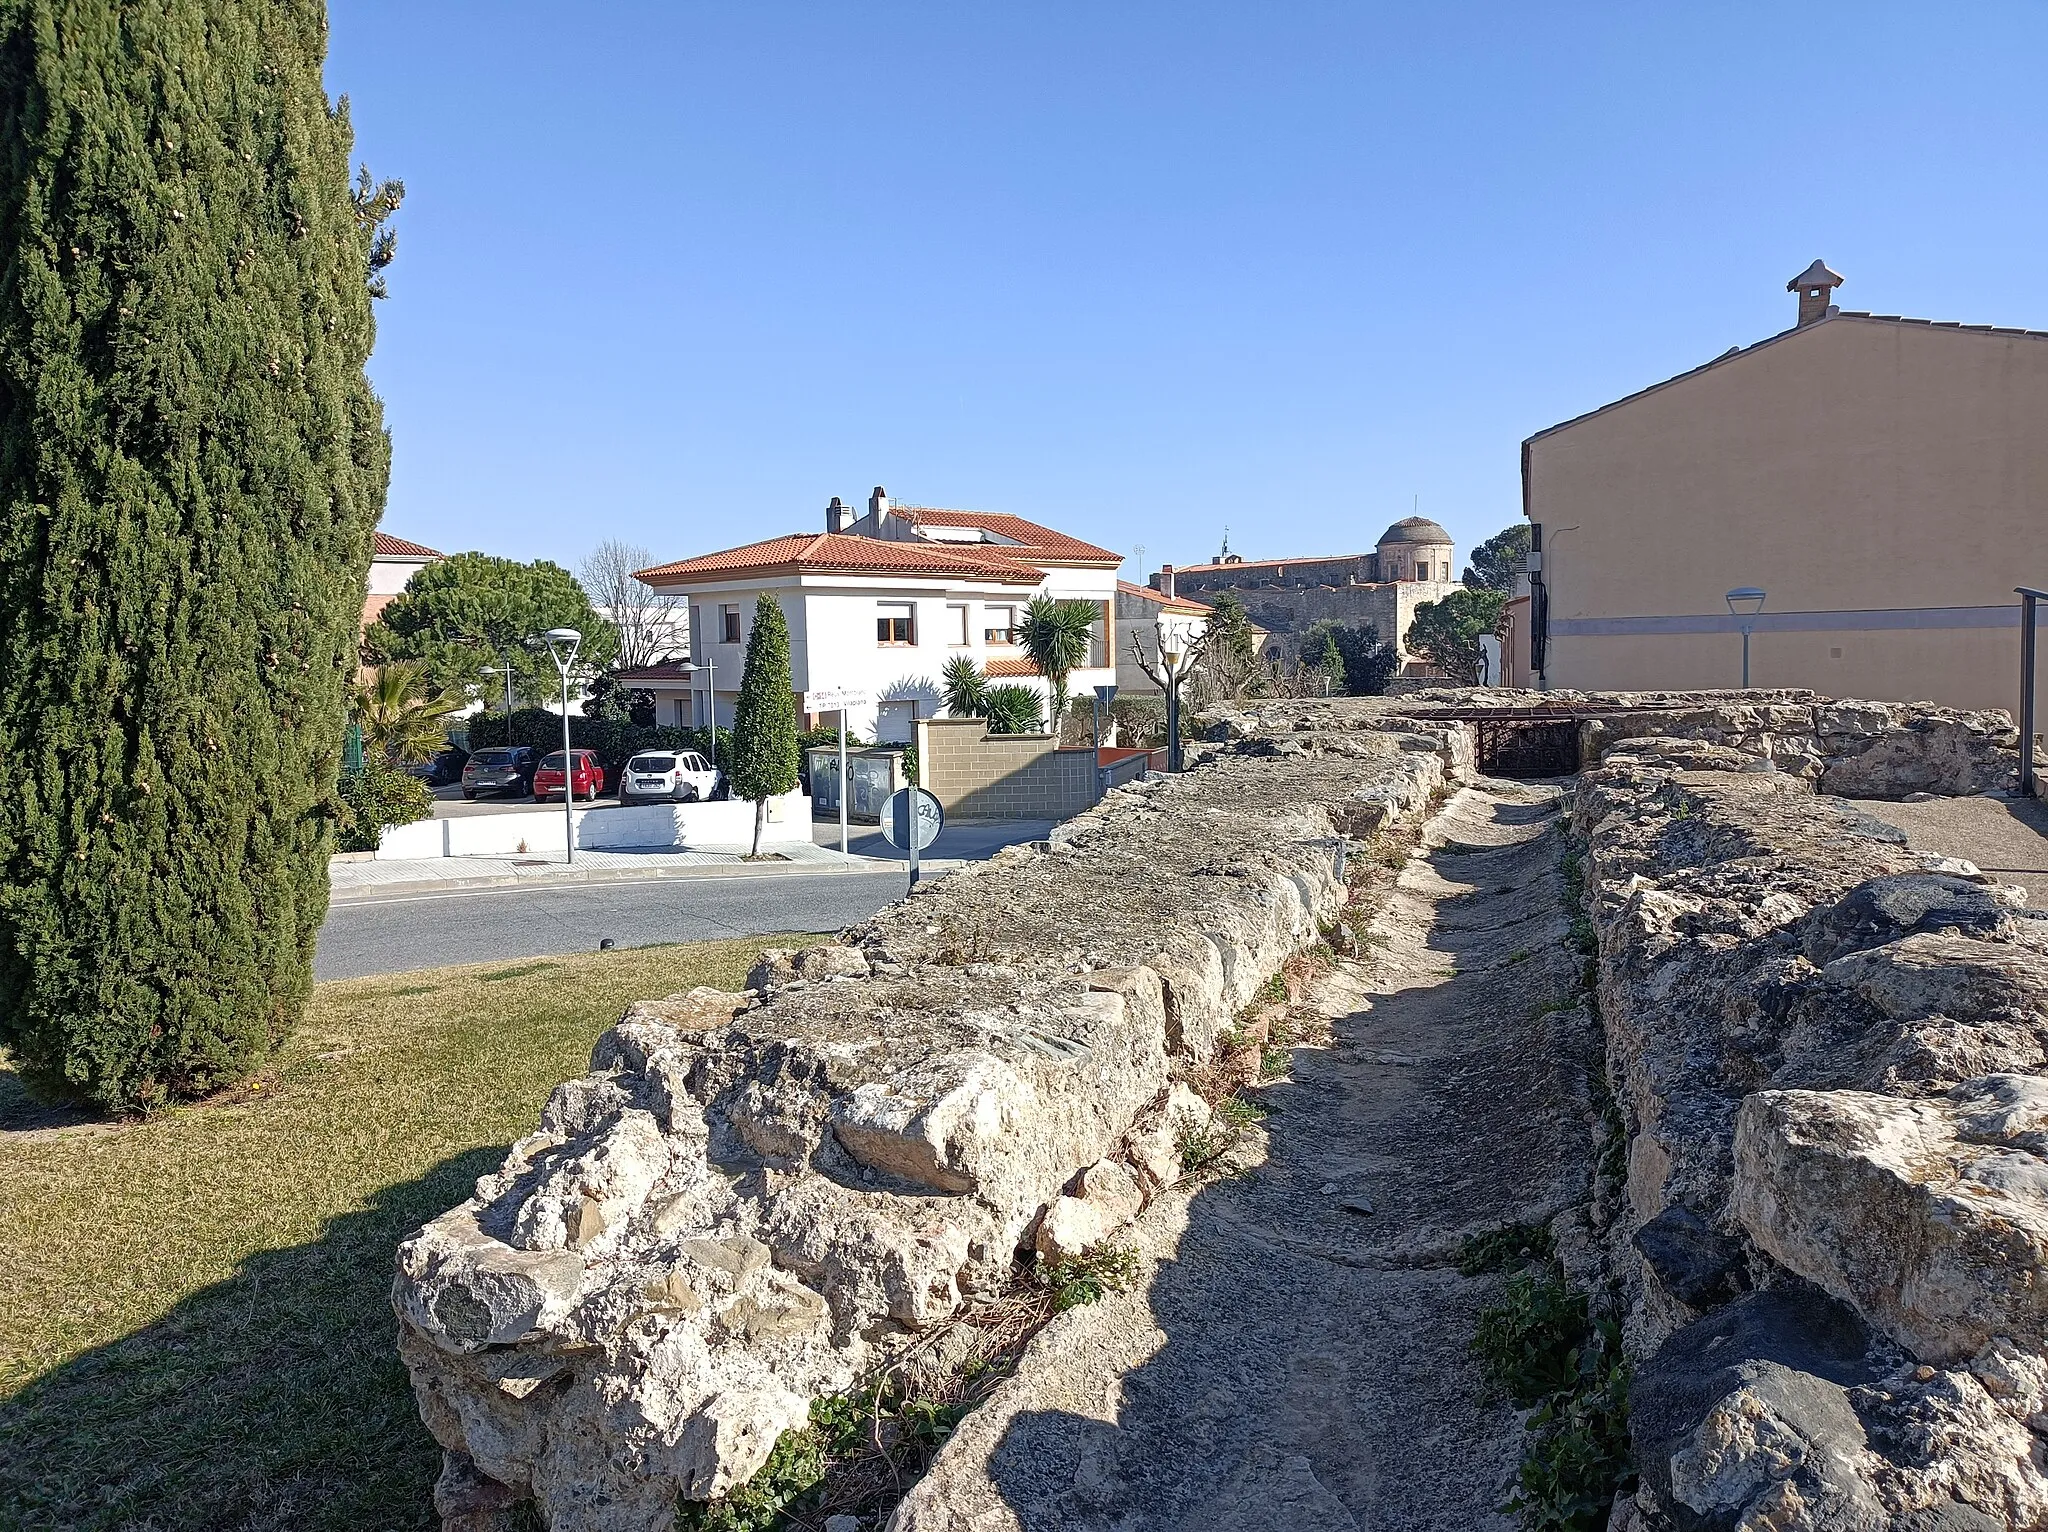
1149, 517, 1459, 664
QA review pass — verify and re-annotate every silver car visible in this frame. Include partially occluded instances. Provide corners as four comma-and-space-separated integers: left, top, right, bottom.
620, 750, 723, 804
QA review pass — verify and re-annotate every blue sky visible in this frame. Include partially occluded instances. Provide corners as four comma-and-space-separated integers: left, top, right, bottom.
329, 2, 2048, 583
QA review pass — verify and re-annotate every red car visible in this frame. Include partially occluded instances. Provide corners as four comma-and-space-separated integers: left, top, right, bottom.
532, 749, 604, 803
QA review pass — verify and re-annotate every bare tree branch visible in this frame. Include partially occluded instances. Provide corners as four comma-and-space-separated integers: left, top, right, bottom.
580, 540, 688, 673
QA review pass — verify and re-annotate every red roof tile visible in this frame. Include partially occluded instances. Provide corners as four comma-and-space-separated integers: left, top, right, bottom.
898, 508, 1122, 565
984, 657, 1043, 678
373, 531, 443, 559
635, 532, 1044, 586
613, 661, 696, 682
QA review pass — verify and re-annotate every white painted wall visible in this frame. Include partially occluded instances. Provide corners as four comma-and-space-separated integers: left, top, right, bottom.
368, 555, 431, 596
376, 790, 813, 859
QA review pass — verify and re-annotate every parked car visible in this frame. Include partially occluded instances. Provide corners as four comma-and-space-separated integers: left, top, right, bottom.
620, 750, 724, 804
403, 746, 468, 787
532, 749, 604, 804
462, 745, 538, 800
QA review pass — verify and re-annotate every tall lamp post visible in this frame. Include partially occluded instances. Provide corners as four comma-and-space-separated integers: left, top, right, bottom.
1156, 613, 1197, 773
1726, 587, 1766, 688
538, 628, 582, 863
479, 664, 513, 717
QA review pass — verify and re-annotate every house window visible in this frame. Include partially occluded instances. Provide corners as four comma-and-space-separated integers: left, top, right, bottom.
948, 604, 969, 645
877, 602, 915, 646
984, 605, 1016, 645
719, 604, 741, 645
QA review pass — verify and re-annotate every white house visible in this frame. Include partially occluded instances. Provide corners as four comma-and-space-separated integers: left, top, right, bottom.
632, 488, 1122, 742
1114, 578, 1212, 697
363, 531, 443, 631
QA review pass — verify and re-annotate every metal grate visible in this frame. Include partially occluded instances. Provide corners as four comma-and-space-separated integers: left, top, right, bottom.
1474, 717, 1581, 777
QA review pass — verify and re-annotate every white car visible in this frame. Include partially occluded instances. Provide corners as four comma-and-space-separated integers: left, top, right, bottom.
620, 750, 724, 804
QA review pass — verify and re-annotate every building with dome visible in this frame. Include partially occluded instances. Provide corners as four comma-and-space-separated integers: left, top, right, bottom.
1146, 517, 1461, 672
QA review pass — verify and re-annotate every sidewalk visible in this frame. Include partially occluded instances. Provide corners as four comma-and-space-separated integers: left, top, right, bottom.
327, 841, 963, 902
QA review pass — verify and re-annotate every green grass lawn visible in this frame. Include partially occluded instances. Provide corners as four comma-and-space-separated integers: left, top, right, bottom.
0, 937, 778, 1532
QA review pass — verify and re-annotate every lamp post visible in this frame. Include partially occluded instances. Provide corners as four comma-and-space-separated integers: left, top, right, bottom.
479, 664, 513, 716
1156, 613, 1195, 773
1725, 587, 1766, 688
538, 628, 582, 863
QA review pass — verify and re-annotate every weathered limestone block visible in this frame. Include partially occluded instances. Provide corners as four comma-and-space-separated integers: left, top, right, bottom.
1734, 1083, 2048, 1365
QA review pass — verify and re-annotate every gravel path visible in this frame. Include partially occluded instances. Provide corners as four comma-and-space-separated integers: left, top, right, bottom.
900, 780, 1596, 1531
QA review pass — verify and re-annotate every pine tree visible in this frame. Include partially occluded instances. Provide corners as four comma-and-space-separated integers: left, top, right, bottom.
0, 0, 395, 1109
728, 595, 799, 858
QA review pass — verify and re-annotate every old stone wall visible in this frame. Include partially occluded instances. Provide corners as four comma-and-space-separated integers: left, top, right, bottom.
1570, 735, 2048, 1529
391, 712, 1470, 1530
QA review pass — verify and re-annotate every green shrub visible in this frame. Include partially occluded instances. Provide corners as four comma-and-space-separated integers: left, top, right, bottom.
0, 0, 396, 1110
1041, 1239, 1141, 1311
336, 764, 436, 853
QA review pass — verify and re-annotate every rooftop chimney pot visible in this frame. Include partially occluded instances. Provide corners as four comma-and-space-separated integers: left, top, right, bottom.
869, 485, 889, 522
826, 495, 854, 533
1158, 563, 1176, 601
1787, 259, 1845, 328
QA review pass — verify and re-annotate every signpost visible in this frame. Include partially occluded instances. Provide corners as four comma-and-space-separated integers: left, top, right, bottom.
804, 687, 872, 857
879, 785, 944, 890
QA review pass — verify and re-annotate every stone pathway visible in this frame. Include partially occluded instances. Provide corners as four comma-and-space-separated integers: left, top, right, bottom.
902, 780, 1596, 1531
1856, 791, 2048, 907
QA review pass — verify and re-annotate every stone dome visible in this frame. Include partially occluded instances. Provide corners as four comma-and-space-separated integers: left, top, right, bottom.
1376, 516, 1452, 547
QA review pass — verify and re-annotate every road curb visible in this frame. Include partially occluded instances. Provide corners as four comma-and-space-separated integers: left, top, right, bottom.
328, 857, 967, 904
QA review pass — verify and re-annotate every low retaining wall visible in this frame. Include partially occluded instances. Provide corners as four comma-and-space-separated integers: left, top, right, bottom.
391, 715, 1468, 1528
374, 790, 812, 859
915, 717, 1102, 820
1571, 738, 2048, 1528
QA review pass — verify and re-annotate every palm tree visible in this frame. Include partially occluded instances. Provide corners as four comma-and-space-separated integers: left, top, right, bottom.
1017, 595, 1098, 738
353, 662, 463, 765
982, 683, 1045, 735
941, 655, 989, 719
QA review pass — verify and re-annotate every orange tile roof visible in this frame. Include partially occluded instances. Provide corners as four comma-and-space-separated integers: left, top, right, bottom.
1117, 579, 1208, 614
898, 507, 1122, 565
984, 657, 1043, 678
613, 661, 696, 681
373, 531, 443, 559
635, 531, 1044, 586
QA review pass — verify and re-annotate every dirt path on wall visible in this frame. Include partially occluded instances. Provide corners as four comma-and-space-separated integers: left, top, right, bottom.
930, 780, 1595, 1531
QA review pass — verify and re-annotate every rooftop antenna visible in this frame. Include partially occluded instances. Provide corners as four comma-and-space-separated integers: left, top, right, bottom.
1218, 525, 1231, 562
1132, 543, 1145, 580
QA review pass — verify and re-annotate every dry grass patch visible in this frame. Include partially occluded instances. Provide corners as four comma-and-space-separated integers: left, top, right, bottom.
0, 937, 781, 1532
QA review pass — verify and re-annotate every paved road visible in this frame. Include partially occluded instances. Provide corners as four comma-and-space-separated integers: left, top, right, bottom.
314, 867, 912, 982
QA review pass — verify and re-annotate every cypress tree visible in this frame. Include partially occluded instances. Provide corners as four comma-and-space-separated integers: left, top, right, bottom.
0, 0, 395, 1109
728, 595, 798, 858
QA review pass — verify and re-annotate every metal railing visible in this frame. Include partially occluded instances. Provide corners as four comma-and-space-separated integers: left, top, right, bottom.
2021, 587, 2046, 799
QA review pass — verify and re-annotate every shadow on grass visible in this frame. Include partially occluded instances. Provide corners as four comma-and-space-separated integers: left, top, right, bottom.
0, 1145, 501, 1532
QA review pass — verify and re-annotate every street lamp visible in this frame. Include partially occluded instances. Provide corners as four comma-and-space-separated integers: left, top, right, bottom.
1156, 613, 1198, 773
536, 628, 582, 863
479, 665, 513, 716
1726, 587, 1766, 688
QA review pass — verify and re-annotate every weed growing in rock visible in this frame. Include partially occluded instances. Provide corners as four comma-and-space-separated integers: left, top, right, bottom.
1455, 1220, 1556, 1276
1467, 1251, 1634, 1529
1176, 1092, 1267, 1173
1559, 842, 1596, 957
1041, 1239, 1142, 1311
1472, 1267, 1588, 1404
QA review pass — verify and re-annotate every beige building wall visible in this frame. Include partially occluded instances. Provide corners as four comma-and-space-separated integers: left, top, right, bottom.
1524, 315, 2048, 715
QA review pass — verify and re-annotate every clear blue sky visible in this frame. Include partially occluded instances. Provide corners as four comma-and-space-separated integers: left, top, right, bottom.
329, 2, 2048, 582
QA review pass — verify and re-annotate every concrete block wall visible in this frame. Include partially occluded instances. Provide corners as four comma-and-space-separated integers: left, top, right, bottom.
917, 717, 1103, 820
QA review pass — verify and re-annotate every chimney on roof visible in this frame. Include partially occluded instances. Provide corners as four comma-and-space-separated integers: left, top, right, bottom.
825, 495, 854, 534
869, 486, 890, 522
1788, 259, 1844, 328
1158, 564, 1176, 601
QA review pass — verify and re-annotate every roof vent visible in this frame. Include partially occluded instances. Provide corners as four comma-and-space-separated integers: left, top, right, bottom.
826, 495, 854, 533
869, 485, 890, 521
1788, 260, 1844, 328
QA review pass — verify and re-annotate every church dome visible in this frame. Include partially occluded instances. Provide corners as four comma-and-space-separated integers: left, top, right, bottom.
1376, 516, 1452, 547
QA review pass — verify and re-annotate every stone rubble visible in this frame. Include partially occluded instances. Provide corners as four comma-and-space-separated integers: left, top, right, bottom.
391, 714, 1464, 1529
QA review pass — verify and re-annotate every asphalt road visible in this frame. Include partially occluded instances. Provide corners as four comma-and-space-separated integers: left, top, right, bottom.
313, 868, 913, 982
